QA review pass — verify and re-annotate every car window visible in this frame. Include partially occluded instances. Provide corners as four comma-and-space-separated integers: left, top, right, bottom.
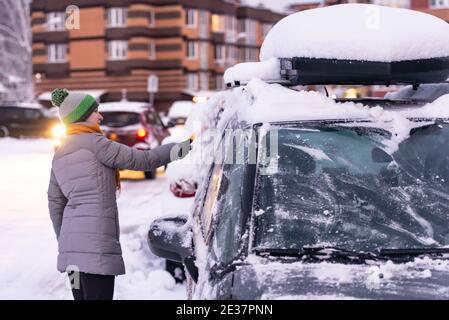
146, 112, 163, 126
23, 108, 42, 120
0, 107, 23, 120
211, 163, 246, 265
101, 112, 140, 127
201, 163, 223, 242
254, 122, 449, 252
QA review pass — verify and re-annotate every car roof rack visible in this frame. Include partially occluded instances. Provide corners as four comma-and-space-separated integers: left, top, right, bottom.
279, 57, 449, 87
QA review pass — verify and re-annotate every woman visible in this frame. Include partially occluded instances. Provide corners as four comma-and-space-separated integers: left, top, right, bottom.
47, 88, 191, 300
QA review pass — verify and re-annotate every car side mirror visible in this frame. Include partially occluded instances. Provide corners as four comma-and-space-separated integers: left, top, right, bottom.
147, 215, 198, 282
372, 147, 393, 163
170, 180, 197, 198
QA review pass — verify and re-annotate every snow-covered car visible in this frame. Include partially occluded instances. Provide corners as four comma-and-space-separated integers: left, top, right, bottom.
148, 4, 449, 299
99, 101, 172, 179
0, 102, 59, 138
167, 101, 195, 126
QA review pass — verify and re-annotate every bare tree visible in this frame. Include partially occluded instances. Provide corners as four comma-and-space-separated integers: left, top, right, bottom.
0, 0, 33, 102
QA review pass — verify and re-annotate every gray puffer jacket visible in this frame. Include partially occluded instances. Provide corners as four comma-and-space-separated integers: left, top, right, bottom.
47, 128, 177, 275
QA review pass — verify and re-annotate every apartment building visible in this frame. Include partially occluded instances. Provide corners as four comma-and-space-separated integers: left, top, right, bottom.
289, 0, 449, 21
31, 0, 283, 112
411, 0, 449, 20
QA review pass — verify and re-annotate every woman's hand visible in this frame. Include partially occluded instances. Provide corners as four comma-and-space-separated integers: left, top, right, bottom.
170, 139, 192, 161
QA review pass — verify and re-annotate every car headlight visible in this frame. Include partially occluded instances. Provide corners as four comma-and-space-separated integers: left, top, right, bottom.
52, 124, 65, 139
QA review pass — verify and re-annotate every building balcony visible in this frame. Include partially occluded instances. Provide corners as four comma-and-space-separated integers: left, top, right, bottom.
33, 31, 69, 43
33, 62, 69, 78
106, 59, 183, 75
106, 26, 182, 39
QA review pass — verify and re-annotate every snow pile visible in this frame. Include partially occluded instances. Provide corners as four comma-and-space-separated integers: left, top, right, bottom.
223, 57, 280, 86
99, 101, 148, 113
260, 4, 449, 62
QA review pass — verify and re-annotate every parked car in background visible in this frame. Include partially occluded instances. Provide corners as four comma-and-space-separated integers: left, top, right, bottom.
167, 101, 195, 126
99, 101, 172, 179
0, 102, 60, 138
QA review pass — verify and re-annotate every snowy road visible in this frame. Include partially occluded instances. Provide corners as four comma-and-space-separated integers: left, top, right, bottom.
0, 138, 186, 299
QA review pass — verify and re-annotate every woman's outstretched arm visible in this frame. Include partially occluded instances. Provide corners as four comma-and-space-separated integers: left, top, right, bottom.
91, 134, 189, 170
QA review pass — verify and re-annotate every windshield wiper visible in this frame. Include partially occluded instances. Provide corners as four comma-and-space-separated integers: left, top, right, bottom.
378, 248, 449, 261
255, 246, 388, 264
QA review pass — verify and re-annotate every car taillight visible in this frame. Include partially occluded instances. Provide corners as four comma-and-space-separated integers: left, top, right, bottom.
137, 129, 147, 138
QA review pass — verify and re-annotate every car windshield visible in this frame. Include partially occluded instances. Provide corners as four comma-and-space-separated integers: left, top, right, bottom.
101, 112, 140, 127
254, 121, 449, 253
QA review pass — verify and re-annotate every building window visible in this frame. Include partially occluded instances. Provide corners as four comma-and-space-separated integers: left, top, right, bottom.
429, 0, 449, 7
262, 23, 272, 38
186, 9, 197, 28
245, 19, 257, 45
200, 72, 209, 90
107, 8, 128, 27
186, 73, 198, 91
148, 10, 155, 26
225, 15, 237, 42
216, 74, 225, 90
245, 48, 258, 62
211, 14, 225, 33
47, 12, 66, 31
215, 45, 225, 63
225, 45, 235, 64
108, 40, 128, 60
149, 43, 156, 60
48, 44, 67, 63
199, 10, 208, 39
186, 41, 197, 59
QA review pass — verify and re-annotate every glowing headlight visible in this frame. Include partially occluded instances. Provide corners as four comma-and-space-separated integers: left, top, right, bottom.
52, 124, 66, 139
192, 96, 208, 104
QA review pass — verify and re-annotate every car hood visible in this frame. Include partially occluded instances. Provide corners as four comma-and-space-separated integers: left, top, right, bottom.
231, 255, 449, 299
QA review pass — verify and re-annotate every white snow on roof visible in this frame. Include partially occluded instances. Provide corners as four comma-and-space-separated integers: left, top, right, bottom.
38, 90, 105, 101
238, 78, 449, 124
168, 101, 195, 119
0, 102, 44, 109
99, 101, 149, 113
223, 57, 280, 86
260, 4, 449, 62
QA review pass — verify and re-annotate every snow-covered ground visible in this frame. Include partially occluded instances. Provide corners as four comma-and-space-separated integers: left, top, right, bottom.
0, 138, 187, 300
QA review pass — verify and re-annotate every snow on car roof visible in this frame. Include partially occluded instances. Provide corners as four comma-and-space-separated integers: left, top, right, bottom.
260, 4, 449, 63
99, 101, 149, 113
168, 101, 195, 119
0, 102, 44, 109
237, 79, 449, 124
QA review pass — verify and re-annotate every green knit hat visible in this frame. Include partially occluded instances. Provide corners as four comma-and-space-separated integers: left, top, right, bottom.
51, 88, 99, 125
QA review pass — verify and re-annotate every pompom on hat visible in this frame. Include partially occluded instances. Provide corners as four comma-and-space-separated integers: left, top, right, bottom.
51, 88, 99, 125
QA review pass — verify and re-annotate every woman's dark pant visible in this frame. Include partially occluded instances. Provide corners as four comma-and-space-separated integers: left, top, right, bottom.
68, 271, 115, 300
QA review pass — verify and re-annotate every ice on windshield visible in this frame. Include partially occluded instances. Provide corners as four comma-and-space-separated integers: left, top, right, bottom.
254, 123, 449, 252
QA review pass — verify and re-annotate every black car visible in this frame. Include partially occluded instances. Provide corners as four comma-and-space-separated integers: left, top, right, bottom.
0, 103, 59, 138
147, 4, 449, 299
149, 92, 449, 299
